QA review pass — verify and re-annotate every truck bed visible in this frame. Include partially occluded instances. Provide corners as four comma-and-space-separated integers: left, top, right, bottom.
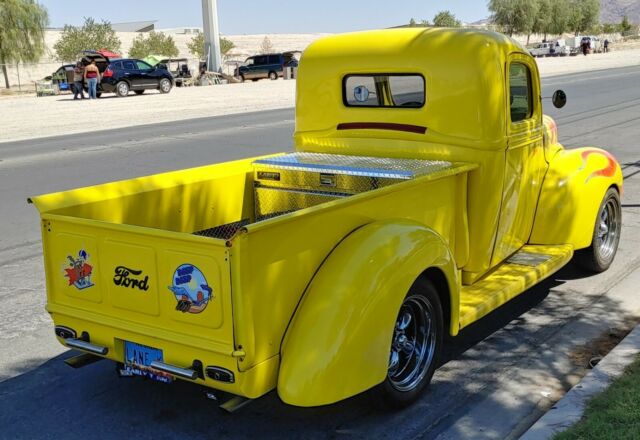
30, 152, 476, 398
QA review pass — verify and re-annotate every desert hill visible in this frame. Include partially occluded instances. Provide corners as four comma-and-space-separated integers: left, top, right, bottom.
601, 0, 640, 24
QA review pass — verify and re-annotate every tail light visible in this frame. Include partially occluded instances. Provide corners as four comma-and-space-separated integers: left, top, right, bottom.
103, 67, 113, 78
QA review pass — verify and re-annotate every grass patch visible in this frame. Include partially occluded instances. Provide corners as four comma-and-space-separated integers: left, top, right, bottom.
554, 355, 640, 440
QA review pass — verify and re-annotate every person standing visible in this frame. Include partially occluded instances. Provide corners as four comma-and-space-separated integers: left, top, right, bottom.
604, 39, 609, 53
73, 62, 85, 99
84, 60, 100, 99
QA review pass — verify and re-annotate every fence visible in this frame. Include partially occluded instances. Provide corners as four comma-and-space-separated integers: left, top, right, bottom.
1, 58, 209, 94
0, 62, 64, 93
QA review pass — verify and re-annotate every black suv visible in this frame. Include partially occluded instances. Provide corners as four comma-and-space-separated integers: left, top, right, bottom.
101, 58, 174, 97
236, 51, 300, 82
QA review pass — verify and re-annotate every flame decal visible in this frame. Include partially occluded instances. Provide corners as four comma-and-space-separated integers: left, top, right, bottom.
579, 149, 617, 182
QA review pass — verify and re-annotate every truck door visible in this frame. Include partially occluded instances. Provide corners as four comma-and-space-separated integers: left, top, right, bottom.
491, 55, 547, 266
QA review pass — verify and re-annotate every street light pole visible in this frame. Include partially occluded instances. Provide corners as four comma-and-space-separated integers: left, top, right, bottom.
202, 0, 222, 72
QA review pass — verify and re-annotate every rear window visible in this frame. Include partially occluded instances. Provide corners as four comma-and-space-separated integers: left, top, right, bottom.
110, 61, 123, 70
268, 55, 281, 64
123, 60, 136, 70
343, 74, 425, 108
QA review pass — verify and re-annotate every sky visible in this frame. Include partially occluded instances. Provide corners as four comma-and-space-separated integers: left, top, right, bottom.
38, 0, 490, 34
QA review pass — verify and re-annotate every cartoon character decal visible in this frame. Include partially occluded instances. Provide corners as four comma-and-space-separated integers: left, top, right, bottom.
168, 264, 213, 314
64, 249, 94, 290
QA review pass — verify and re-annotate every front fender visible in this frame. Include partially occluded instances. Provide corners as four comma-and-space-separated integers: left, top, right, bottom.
277, 219, 458, 407
530, 147, 623, 248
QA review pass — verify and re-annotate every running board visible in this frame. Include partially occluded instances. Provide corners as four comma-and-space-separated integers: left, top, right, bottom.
458, 244, 573, 330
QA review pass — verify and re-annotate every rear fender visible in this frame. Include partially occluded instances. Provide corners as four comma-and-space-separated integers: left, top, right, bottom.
277, 219, 458, 407
530, 147, 623, 248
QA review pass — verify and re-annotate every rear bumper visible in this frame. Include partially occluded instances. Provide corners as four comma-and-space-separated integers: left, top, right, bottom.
49, 307, 279, 399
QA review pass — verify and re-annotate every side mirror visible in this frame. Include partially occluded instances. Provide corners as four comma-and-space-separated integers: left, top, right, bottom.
552, 90, 567, 108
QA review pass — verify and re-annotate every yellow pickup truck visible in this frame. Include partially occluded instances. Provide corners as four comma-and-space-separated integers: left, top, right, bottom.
30, 28, 622, 410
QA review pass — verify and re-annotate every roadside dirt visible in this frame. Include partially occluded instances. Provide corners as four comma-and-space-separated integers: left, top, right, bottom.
569, 317, 640, 369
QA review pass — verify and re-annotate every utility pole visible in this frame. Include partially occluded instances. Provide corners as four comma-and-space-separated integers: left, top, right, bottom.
202, 0, 222, 72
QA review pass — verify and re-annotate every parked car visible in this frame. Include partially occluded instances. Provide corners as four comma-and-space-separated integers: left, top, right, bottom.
236, 51, 300, 82
529, 41, 569, 57
101, 58, 174, 97
44, 64, 74, 91
529, 42, 553, 57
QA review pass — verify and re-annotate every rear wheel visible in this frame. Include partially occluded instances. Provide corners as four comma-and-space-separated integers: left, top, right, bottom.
376, 278, 443, 408
269, 71, 278, 80
576, 187, 621, 272
159, 78, 172, 94
116, 81, 129, 97
134, 90, 145, 95
239, 74, 245, 83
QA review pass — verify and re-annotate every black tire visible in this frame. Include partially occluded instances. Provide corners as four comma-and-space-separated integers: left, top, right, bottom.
159, 78, 172, 94
375, 278, 443, 408
96, 92, 102, 98
575, 187, 621, 272
134, 90, 145, 95
239, 74, 245, 83
115, 81, 129, 97
269, 71, 278, 80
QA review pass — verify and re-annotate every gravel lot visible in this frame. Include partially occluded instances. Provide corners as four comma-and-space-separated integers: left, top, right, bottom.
1, 48, 639, 144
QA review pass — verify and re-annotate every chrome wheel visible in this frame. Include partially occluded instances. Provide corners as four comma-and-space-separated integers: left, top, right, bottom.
595, 195, 620, 263
576, 188, 621, 273
388, 294, 437, 392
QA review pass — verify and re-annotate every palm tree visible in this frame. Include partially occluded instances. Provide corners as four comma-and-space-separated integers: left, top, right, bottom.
0, 0, 49, 89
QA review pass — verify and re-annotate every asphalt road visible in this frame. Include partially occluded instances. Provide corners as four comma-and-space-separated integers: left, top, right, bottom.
1, 66, 640, 439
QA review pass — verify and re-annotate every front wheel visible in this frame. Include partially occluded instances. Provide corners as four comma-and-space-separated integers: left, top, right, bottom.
576, 187, 621, 272
159, 78, 172, 94
376, 278, 443, 408
269, 71, 278, 80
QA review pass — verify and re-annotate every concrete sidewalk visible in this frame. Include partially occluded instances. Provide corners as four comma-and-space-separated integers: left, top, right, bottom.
520, 268, 640, 439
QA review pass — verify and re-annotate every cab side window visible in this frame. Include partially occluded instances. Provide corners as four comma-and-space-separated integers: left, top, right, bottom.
509, 63, 532, 123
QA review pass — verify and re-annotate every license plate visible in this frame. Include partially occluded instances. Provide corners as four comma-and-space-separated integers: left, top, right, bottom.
122, 341, 172, 383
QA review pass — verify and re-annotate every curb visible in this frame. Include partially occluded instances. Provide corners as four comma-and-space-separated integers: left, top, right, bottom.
519, 324, 640, 439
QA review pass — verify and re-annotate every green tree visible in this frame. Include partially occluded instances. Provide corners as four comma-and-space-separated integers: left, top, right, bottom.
220, 37, 235, 58
566, 1, 584, 35
620, 15, 632, 35
409, 18, 417, 27
488, 0, 538, 37
53, 17, 121, 62
187, 32, 235, 61
601, 23, 617, 34
532, 0, 552, 41
0, 0, 49, 88
566, 0, 599, 35
548, 0, 570, 36
432, 10, 461, 27
579, 0, 600, 34
128, 31, 178, 59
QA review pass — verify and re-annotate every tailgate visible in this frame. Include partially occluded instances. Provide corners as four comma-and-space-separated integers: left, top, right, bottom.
40, 214, 234, 354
